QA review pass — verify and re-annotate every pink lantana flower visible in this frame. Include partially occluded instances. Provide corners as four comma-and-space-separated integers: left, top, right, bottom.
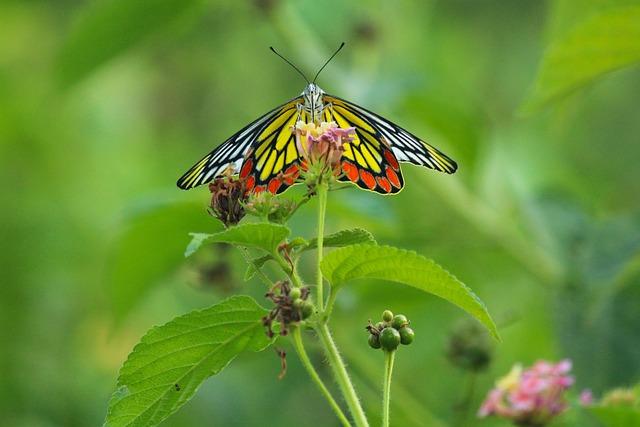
293, 121, 354, 174
478, 359, 574, 426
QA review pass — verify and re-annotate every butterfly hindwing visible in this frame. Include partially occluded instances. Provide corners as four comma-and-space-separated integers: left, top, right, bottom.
320, 98, 403, 194
177, 96, 304, 192
323, 94, 457, 193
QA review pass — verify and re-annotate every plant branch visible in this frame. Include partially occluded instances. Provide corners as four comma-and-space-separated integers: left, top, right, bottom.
291, 327, 351, 427
316, 181, 328, 311
382, 351, 395, 427
316, 324, 369, 427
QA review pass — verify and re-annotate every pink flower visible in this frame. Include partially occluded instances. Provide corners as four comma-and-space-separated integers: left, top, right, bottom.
293, 121, 354, 173
478, 359, 575, 426
579, 389, 594, 407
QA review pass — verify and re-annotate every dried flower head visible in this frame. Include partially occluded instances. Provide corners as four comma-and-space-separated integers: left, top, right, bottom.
208, 166, 247, 226
478, 359, 574, 426
262, 281, 312, 338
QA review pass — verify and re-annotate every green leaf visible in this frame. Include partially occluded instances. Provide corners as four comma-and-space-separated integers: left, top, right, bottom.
321, 245, 499, 340
185, 223, 290, 257
522, 6, 640, 113
589, 405, 640, 427
57, 0, 205, 86
305, 228, 376, 251
244, 255, 273, 281
107, 201, 222, 320
104, 295, 272, 427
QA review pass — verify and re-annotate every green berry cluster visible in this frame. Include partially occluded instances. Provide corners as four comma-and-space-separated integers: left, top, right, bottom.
366, 310, 415, 352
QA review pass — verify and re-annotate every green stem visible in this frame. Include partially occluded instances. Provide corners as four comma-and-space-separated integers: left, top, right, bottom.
323, 285, 339, 322
317, 324, 369, 427
291, 327, 351, 427
382, 351, 395, 427
316, 181, 328, 311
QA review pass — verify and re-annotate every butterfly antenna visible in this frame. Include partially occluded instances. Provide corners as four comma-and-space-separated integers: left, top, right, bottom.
312, 42, 345, 83
269, 46, 310, 84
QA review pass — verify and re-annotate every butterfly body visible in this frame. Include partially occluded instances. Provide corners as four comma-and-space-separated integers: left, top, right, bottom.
177, 84, 457, 194
301, 83, 326, 123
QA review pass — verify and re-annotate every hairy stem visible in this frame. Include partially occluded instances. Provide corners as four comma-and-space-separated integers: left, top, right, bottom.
316, 181, 328, 311
382, 351, 395, 427
323, 285, 339, 322
317, 324, 369, 427
292, 327, 351, 427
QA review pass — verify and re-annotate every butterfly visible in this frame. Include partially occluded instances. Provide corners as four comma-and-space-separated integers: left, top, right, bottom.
177, 43, 457, 195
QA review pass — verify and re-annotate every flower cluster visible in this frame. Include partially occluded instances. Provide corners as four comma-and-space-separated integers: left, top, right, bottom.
478, 359, 574, 426
243, 191, 297, 224
293, 120, 354, 177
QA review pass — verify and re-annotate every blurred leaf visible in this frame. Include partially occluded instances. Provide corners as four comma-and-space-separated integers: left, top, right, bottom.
522, 6, 640, 113
589, 405, 640, 427
304, 228, 376, 251
57, 0, 205, 86
185, 223, 290, 257
320, 245, 499, 340
107, 201, 222, 320
104, 295, 272, 427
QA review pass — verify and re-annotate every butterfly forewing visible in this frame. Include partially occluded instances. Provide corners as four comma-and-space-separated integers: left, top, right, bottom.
177, 96, 304, 191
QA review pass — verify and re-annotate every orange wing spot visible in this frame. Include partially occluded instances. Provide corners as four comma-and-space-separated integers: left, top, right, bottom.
245, 175, 256, 192
359, 169, 376, 190
300, 160, 308, 172
254, 185, 266, 194
342, 161, 359, 182
376, 176, 392, 193
283, 164, 300, 185
240, 159, 253, 179
384, 149, 400, 171
386, 166, 401, 188
268, 178, 282, 194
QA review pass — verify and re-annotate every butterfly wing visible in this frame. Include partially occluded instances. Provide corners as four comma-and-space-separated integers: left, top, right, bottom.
177, 96, 306, 193
322, 94, 457, 194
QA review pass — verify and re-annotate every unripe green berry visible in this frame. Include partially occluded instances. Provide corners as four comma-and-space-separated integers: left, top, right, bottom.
376, 321, 385, 332
368, 334, 381, 349
382, 310, 394, 322
399, 326, 415, 345
289, 287, 301, 300
293, 299, 304, 310
379, 327, 401, 351
300, 301, 314, 319
391, 314, 409, 330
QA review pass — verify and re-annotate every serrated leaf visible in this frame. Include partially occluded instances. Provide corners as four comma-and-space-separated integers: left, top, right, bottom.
104, 295, 272, 427
589, 405, 640, 427
57, 0, 205, 86
107, 201, 223, 320
522, 6, 640, 113
305, 228, 376, 251
244, 255, 273, 281
185, 223, 290, 257
321, 245, 499, 340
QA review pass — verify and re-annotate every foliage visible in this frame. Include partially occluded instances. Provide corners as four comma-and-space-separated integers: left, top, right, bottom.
2, 0, 640, 426
104, 296, 271, 427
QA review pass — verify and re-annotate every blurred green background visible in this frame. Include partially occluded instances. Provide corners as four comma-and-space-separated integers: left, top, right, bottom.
2, 0, 640, 426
